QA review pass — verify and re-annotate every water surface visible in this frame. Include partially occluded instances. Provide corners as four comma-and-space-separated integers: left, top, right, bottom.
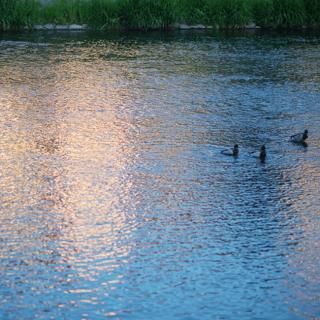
0, 30, 320, 320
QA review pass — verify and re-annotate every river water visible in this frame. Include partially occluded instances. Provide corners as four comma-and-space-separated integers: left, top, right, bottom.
0, 30, 319, 320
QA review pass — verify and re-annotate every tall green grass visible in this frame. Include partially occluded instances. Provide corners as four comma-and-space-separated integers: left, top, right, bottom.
304, 0, 320, 26
0, 0, 39, 30
82, 0, 120, 29
1, 0, 320, 31
40, 0, 120, 28
272, 0, 306, 27
206, 0, 252, 28
118, 0, 176, 29
251, 0, 274, 27
175, 0, 207, 25
174, 0, 320, 28
40, 0, 82, 24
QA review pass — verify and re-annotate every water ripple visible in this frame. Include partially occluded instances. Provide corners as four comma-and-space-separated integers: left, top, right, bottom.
0, 31, 320, 320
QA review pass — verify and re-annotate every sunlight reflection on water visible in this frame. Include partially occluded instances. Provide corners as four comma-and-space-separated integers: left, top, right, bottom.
0, 31, 320, 319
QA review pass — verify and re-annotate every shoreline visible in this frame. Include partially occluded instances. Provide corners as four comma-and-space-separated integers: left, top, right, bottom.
23, 23, 316, 32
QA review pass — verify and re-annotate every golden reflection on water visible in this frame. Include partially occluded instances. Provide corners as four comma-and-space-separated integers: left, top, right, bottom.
0, 53, 139, 274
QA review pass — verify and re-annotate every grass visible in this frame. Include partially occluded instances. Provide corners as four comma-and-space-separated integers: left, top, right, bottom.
206, 0, 252, 28
118, 0, 176, 29
251, 0, 275, 27
272, 0, 306, 27
0, 0, 39, 30
175, 0, 207, 25
39, 0, 120, 28
303, 0, 320, 26
1, 0, 320, 31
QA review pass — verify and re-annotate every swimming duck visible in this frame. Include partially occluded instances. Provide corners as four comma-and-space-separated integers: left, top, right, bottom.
259, 145, 266, 162
221, 144, 239, 157
290, 129, 308, 143
251, 145, 266, 162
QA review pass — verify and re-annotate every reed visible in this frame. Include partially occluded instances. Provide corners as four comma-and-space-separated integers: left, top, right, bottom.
0, 0, 40, 30
205, 0, 252, 28
175, 0, 207, 25
0, 0, 319, 31
40, 0, 82, 24
118, 0, 176, 29
303, 0, 320, 26
81, 0, 120, 29
272, 0, 306, 27
251, 0, 275, 27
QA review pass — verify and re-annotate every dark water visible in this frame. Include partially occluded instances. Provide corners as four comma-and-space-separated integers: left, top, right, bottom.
0, 30, 319, 320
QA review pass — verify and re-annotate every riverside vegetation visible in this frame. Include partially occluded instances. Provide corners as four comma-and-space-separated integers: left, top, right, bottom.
1, 0, 320, 30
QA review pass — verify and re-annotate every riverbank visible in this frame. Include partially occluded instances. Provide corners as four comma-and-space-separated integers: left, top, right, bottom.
27, 22, 261, 31
1, 0, 320, 31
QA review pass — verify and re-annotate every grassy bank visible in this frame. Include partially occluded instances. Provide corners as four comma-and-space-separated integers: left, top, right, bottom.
1, 0, 320, 31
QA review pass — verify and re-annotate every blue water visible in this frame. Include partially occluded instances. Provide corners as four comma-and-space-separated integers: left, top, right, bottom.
0, 30, 319, 320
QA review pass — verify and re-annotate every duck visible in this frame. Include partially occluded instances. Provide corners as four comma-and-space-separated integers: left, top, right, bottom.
259, 145, 266, 162
290, 129, 308, 143
221, 144, 239, 157
251, 145, 266, 162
